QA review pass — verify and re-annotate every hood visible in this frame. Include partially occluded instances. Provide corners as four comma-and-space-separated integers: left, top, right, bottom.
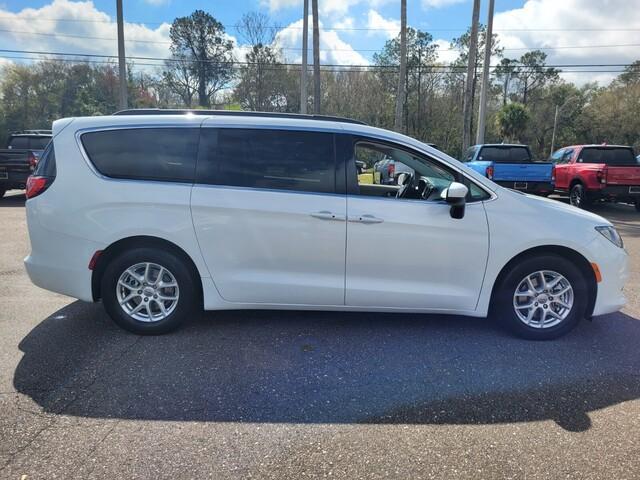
499, 187, 612, 226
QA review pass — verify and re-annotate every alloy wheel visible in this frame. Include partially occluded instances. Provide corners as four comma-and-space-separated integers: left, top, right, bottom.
116, 262, 180, 323
512, 270, 574, 329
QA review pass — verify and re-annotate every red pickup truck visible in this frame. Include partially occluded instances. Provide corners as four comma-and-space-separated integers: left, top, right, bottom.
551, 145, 640, 210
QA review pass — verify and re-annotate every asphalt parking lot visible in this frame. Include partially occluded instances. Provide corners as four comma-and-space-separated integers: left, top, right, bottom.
1, 191, 639, 479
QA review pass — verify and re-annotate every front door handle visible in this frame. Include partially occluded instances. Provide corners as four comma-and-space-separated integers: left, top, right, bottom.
349, 214, 384, 224
310, 211, 345, 221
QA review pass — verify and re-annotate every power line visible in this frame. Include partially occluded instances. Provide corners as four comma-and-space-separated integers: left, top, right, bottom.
1, 54, 634, 75
2, 28, 640, 54
1, 15, 640, 33
0, 51, 636, 75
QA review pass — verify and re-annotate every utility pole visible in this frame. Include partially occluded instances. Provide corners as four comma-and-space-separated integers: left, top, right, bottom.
550, 96, 578, 156
300, 0, 309, 114
116, 0, 127, 111
311, 0, 321, 114
462, 0, 480, 151
394, 0, 407, 133
476, 0, 494, 144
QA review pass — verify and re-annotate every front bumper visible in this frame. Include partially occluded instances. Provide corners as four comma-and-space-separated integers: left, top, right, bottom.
496, 180, 554, 195
589, 233, 628, 316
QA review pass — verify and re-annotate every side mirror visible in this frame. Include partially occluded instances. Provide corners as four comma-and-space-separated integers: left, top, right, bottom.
440, 182, 468, 219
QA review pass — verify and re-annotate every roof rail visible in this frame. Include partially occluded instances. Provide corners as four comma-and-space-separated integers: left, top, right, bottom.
10, 129, 53, 136
113, 108, 367, 125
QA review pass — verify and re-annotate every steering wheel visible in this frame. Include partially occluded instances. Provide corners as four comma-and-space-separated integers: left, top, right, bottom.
395, 172, 414, 199
417, 177, 436, 200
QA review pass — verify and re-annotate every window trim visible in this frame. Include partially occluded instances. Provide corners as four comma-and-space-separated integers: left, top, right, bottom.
75, 124, 201, 186
344, 134, 493, 204
195, 126, 340, 196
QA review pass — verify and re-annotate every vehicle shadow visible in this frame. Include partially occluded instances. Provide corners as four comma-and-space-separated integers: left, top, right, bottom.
14, 301, 640, 432
0, 192, 26, 207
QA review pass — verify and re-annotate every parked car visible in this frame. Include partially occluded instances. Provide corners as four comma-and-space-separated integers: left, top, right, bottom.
0, 130, 52, 198
24, 110, 627, 340
551, 145, 640, 210
373, 156, 414, 184
462, 144, 554, 196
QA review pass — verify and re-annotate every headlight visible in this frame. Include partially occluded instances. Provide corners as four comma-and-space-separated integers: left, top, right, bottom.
596, 226, 623, 248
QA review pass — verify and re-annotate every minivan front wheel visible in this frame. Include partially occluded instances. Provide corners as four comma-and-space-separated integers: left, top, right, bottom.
495, 255, 587, 340
102, 247, 197, 334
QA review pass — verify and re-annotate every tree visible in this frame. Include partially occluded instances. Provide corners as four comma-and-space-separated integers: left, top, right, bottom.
496, 102, 530, 142
513, 50, 559, 105
167, 10, 235, 107
617, 60, 640, 86
495, 58, 518, 105
234, 12, 285, 111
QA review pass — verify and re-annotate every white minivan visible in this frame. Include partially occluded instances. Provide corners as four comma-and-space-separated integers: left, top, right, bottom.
24, 110, 628, 339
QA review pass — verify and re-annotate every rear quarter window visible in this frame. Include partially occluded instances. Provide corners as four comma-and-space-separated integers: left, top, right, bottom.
81, 128, 199, 182
479, 146, 531, 163
580, 147, 636, 166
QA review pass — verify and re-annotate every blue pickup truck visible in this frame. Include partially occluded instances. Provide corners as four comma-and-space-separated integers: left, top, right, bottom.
462, 144, 554, 195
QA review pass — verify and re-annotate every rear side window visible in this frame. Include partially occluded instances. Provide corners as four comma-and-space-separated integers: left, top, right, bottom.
29, 137, 51, 150
33, 142, 56, 177
197, 128, 336, 194
479, 146, 531, 163
9, 136, 28, 149
580, 147, 636, 166
81, 128, 199, 182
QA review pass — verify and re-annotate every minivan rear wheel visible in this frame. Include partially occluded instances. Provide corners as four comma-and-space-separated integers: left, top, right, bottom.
101, 247, 197, 334
495, 254, 587, 340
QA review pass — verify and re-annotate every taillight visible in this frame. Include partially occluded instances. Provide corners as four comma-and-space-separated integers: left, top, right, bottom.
28, 151, 38, 171
388, 163, 395, 178
25, 176, 53, 199
551, 165, 556, 182
486, 166, 494, 179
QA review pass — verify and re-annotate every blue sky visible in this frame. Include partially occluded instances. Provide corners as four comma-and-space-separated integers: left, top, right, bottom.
0, 0, 638, 84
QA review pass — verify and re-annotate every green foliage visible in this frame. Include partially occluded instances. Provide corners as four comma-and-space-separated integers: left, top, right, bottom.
166, 10, 235, 107
495, 102, 530, 143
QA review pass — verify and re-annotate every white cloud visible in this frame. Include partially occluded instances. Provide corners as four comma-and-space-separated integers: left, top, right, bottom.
332, 16, 355, 30
264, 0, 395, 17
366, 10, 399, 39
143, 0, 171, 5
0, 0, 171, 68
493, 0, 640, 85
275, 17, 369, 65
422, 0, 466, 8
434, 39, 459, 65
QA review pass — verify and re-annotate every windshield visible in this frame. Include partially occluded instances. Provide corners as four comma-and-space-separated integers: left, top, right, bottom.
580, 147, 636, 166
478, 146, 531, 163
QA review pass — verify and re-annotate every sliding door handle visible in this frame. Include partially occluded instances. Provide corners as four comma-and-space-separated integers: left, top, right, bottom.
310, 211, 345, 221
349, 214, 384, 224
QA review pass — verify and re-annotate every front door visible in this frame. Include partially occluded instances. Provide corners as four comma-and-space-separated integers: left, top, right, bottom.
343, 137, 490, 312
191, 125, 346, 306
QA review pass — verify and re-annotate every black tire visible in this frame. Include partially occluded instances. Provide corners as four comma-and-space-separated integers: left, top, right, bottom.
569, 183, 590, 209
0, 187, 6, 199
101, 247, 198, 334
494, 254, 588, 340
635, 199, 640, 212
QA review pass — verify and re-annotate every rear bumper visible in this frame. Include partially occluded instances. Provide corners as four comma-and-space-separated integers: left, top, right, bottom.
0, 169, 30, 189
590, 185, 640, 202
24, 202, 101, 302
496, 180, 554, 195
